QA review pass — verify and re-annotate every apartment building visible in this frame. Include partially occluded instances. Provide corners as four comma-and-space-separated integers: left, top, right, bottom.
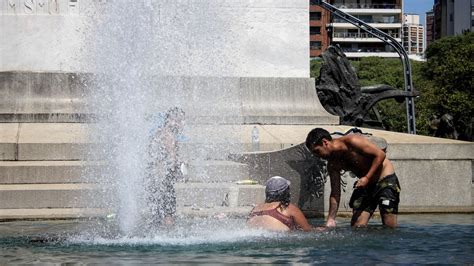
309, 4, 331, 57
426, 9, 435, 47
431, 0, 473, 44
403, 14, 425, 55
309, 0, 403, 58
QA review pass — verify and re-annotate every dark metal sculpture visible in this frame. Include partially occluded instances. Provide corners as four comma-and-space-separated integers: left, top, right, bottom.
314, 0, 417, 133
431, 114, 459, 139
316, 45, 419, 127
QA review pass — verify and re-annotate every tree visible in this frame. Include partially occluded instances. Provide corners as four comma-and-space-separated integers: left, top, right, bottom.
419, 32, 474, 140
352, 57, 408, 132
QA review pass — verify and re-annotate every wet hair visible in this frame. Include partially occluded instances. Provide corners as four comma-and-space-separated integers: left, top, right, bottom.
165, 107, 185, 123
164, 107, 185, 135
305, 128, 332, 150
265, 187, 291, 208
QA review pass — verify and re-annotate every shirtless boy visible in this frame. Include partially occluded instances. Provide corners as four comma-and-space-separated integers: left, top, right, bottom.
305, 128, 401, 228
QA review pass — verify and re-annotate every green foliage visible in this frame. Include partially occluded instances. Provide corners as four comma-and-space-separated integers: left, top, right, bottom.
419, 32, 474, 139
352, 57, 408, 132
353, 57, 404, 89
310, 59, 323, 78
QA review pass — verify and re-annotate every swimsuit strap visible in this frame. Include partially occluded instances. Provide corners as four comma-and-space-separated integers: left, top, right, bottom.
249, 204, 296, 229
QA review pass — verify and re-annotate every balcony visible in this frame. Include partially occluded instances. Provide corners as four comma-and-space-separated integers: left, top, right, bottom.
333, 32, 400, 42
333, 16, 401, 24
332, 3, 402, 14
331, 22, 402, 29
331, 15, 402, 29
340, 47, 399, 58
344, 52, 399, 58
333, 3, 401, 9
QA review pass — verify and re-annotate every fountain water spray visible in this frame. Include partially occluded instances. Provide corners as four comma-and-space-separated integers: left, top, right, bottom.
82, 1, 244, 237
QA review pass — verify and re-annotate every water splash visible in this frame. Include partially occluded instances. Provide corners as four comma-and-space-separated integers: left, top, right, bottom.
69, 218, 277, 246
81, 1, 245, 237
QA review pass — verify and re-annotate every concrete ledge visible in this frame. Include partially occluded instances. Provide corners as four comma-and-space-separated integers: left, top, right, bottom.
0, 113, 92, 123
177, 206, 254, 218
0, 208, 107, 221
18, 143, 91, 160
393, 160, 472, 207
14, 124, 456, 157
0, 182, 264, 211
17, 123, 91, 160
0, 184, 103, 209
176, 182, 264, 208
398, 206, 474, 213
0, 72, 92, 123
0, 123, 18, 160
186, 160, 249, 182
387, 143, 474, 160
239, 77, 339, 125
0, 161, 102, 184
0, 207, 255, 220
1, 73, 339, 125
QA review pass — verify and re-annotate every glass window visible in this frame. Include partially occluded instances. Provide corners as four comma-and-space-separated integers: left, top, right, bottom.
310, 26, 321, 35
310, 41, 322, 50
310, 11, 321, 20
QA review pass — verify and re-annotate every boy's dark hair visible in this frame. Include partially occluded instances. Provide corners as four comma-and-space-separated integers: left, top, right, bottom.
165, 107, 185, 122
265, 187, 291, 208
305, 128, 332, 150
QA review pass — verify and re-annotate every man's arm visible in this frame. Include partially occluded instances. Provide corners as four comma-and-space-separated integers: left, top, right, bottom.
326, 162, 341, 227
348, 136, 386, 188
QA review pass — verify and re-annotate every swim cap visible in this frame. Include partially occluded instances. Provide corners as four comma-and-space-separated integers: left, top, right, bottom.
265, 176, 290, 194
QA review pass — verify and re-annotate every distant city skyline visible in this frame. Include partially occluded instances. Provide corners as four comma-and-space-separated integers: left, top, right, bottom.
404, 0, 433, 25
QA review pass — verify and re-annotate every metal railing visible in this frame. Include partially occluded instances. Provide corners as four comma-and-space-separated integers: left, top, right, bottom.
340, 47, 396, 53
333, 17, 400, 24
333, 32, 400, 38
333, 3, 401, 9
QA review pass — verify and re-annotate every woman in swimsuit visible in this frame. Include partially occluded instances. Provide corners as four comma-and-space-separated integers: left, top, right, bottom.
247, 176, 314, 232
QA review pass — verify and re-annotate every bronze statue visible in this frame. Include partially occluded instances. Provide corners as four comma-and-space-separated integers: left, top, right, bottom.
315, 45, 419, 128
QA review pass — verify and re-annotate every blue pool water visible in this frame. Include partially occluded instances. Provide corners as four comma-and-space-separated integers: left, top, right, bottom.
0, 214, 473, 264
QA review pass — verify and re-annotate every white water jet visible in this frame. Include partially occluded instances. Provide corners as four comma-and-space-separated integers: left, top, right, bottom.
82, 1, 244, 236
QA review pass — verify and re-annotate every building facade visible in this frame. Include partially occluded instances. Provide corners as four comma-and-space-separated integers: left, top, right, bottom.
403, 14, 425, 55
309, 3, 331, 57
426, 9, 435, 47
310, 0, 403, 58
430, 0, 473, 46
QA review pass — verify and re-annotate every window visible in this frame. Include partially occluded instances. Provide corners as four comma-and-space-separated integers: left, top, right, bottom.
310, 11, 321, 20
310, 41, 322, 50
310, 26, 321, 35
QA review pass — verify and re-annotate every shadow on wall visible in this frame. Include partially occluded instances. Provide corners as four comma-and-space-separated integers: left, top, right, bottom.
233, 144, 327, 218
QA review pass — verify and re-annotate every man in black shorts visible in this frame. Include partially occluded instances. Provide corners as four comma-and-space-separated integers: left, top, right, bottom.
305, 128, 401, 228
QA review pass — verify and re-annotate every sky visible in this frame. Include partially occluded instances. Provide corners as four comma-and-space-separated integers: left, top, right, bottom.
403, 0, 434, 25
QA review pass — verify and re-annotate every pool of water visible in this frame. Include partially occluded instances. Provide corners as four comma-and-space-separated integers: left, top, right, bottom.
0, 214, 472, 264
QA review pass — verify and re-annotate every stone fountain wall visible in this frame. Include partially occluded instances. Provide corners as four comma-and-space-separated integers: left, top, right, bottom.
0, 0, 309, 77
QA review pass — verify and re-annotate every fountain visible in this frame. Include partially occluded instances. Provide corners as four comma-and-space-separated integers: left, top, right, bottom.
0, 0, 473, 263
80, 1, 251, 236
